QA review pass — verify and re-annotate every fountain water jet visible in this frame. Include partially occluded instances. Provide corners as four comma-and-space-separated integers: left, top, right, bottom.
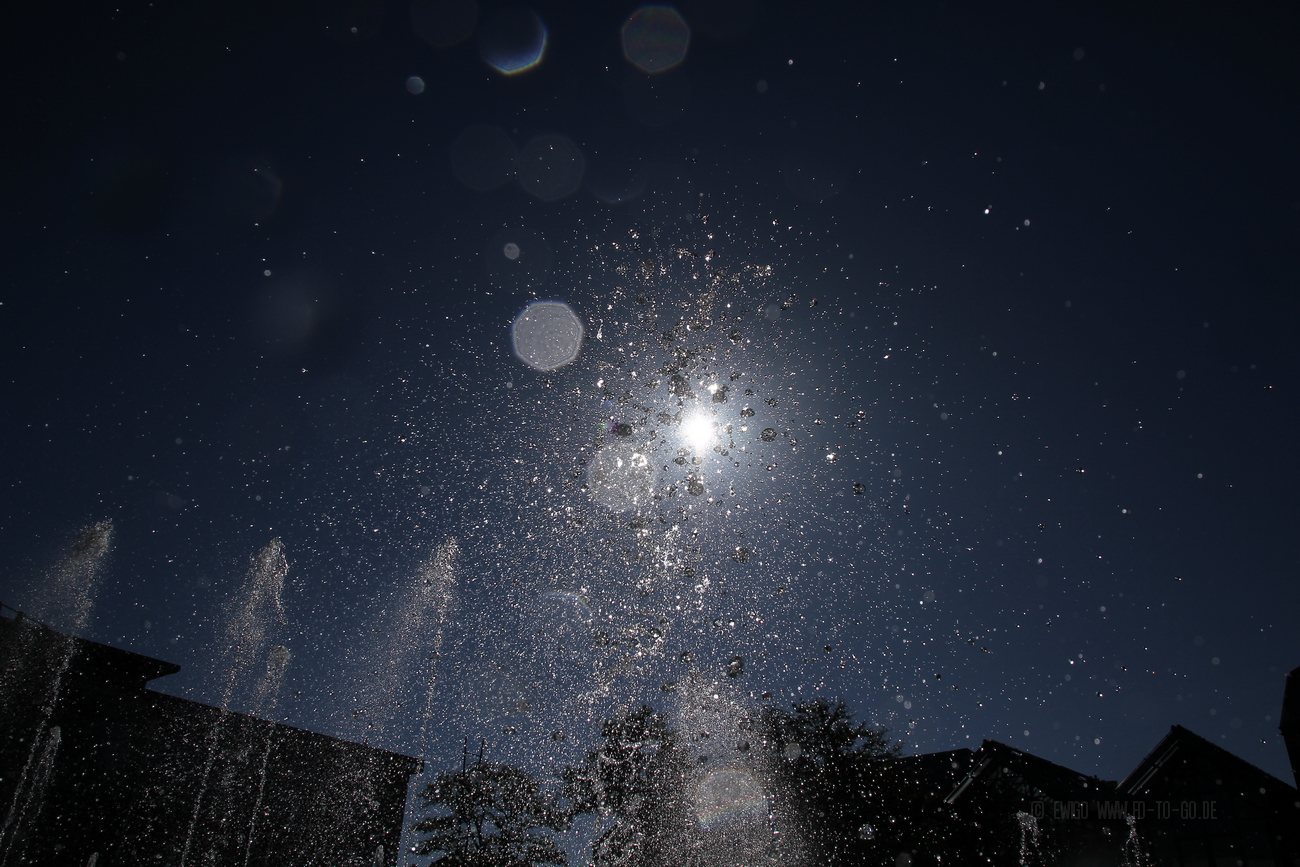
0, 726, 61, 867
1121, 812, 1146, 866
241, 643, 291, 867
179, 538, 288, 867
355, 537, 460, 864
29, 521, 112, 633
1016, 810, 1042, 865
346, 537, 459, 746
0, 520, 112, 866
220, 538, 289, 709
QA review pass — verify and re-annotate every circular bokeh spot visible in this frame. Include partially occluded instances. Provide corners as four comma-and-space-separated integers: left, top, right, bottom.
517, 134, 585, 201
694, 769, 767, 828
623, 70, 691, 128
485, 227, 554, 292
511, 301, 583, 371
621, 5, 691, 74
450, 125, 518, 192
316, 0, 386, 43
585, 152, 648, 205
479, 7, 547, 75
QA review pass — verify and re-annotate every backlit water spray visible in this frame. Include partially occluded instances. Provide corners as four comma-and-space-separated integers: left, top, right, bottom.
676, 671, 805, 867
178, 538, 288, 867
1016, 810, 1042, 865
0, 726, 61, 867
0, 520, 113, 866
241, 642, 291, 867
367, 537, 459, 864
1121, 812, 1146, 867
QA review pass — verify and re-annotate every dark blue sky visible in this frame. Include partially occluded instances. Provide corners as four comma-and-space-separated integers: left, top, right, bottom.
2, 0, 1297, 814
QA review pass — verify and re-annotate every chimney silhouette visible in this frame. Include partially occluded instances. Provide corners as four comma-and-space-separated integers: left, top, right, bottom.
1282, 665, 1300, 789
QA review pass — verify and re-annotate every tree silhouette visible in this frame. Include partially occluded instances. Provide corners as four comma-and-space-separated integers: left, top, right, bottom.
413, 747, 569, 867
760, 698, 902, 866
561, 705, 688, 867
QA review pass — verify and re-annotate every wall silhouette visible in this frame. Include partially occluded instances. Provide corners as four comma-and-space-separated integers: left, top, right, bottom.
0, 605, 418, 866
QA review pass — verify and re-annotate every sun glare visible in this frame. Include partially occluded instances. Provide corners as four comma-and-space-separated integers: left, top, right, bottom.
681, 415, 714, 452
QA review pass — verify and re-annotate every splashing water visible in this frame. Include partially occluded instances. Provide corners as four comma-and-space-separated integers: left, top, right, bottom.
1016, 810, 1041, 866
221, 538, 289, 709
411, 538, 460, 751
0, 726, 61, 866
0, 520, 112, 866
347, 537, 460, 746
288, 539, 457, 862
669, 672, 804, 867
1121, 812, 1145, 867
249, 643, 292, 718
242, 644, 291, 867
374, 538, 461, 863
27, 520, 113, 633
179, 539, 289, 867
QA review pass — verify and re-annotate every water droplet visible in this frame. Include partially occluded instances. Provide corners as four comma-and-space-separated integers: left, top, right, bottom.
760, 428, 777, 442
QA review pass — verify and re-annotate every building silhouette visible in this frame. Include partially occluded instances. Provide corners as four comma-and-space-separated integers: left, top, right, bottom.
1281, 665, 1300, 797
0, 604, 419, 866
866, 674, 1300, 866
1117, 724, 1300, 865
6, 597, 1297, 866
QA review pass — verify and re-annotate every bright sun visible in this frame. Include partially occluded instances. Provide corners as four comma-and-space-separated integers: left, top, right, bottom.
680, 414, 715, 452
